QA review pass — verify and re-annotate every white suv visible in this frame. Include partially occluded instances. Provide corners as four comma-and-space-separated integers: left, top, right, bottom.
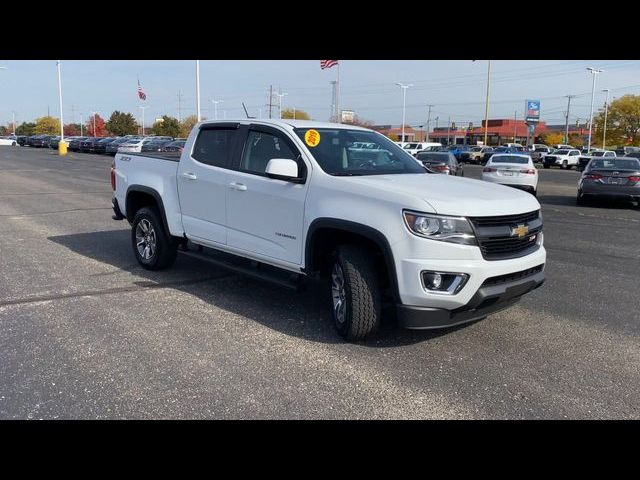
543, 148, 581, 169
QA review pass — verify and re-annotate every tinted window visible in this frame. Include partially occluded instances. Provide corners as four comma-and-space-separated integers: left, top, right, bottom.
589, 159, 640, 170
192, 128, 237, 168
240, 130, 299, 175
490, 155, 529, 164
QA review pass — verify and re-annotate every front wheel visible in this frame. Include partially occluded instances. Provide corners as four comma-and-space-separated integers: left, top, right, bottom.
131, 207, 177, 270
330, 245, 381, 340
562, 160, 568, 169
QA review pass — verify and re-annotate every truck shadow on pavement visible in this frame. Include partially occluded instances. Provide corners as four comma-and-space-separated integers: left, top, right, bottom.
48, 230, 468, 348
538, 194, 639, 209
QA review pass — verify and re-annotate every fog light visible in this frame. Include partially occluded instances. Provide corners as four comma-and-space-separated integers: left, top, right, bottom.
421, 271, 469, 295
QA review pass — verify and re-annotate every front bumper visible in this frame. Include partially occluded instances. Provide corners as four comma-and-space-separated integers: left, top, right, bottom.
397, 268, 545, 329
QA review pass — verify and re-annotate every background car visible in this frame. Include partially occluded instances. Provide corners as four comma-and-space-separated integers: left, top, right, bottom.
117, 137, 161, 153
460, 146, 493, 164
106, 137, 136, 155
527, 144, 551, 163
68, 137, 88, 151
16, 136, 28, 146
0, 136, 19, 146
482, 154, 538, 195
543, 148, 581, 169
402, 142, 442, 156
141, 139, 173, 153
444, 144, 472, 160
79, 137, 104, 153
577, 149, 616, 171
162, 140, 186, 153
93, 137, 117, 154
483, 146, 523, 163
415, 151, 463, 176
623, 151, 640, 160
577, 157, 640, 206
30, 135, 55, 147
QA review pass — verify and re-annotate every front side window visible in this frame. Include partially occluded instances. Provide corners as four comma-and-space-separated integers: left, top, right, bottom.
192, 128, 238, 168
294, 128, 425, 176
240, 130, 299, 175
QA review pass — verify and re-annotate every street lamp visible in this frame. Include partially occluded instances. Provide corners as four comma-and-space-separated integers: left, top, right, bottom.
211, 98, 224, 120
276, 92, 288, 119
586, 67, 603, 152
396, 83, 413, 143
483, 60, 492, 146
92, 111, 98, 137
602, 88, 610, 150
56, 61, 65, 152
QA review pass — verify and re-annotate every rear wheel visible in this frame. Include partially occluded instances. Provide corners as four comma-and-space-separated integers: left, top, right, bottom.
330, 245, 381, 341
544, 164, 550, 169
131, 207, 177, 270
562, 160, 568, 169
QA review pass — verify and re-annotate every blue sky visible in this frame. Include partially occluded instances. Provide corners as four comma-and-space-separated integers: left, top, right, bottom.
1, 60, 639, 128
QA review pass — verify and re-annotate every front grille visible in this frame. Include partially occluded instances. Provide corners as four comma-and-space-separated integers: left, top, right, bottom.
469, 210, 542, 260
481, 264, 544, 287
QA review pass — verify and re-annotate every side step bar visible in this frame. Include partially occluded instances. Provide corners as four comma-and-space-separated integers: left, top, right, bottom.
179, 245, 305, 292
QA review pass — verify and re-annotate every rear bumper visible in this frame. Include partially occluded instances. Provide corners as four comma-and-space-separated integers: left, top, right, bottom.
112, 197, 125, 220
397, 269, 545, 329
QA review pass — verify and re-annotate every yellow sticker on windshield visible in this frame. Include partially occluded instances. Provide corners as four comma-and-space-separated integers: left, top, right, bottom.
304, 129, 320, 147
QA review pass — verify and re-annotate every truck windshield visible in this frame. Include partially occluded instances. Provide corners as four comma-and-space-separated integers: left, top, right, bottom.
293, 128, 425, 176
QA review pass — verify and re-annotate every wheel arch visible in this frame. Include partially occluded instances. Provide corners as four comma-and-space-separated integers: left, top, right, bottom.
305, 218, 400, 303
125, 185, 171, 236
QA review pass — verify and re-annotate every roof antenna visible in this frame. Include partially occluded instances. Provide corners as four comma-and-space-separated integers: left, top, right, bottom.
242, 102, 255, 119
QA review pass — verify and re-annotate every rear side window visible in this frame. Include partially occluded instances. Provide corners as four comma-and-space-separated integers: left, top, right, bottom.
192, 128, 238, 167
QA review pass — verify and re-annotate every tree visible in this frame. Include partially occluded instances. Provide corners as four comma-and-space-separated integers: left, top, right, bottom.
0, 126, 8, 135
34, 116, 61, 135
568, 134, 585, 147
152, 115, 181, 137
281, 108, 311, 120
64, 124, 81, 136
540, 132, 565, 146
180, 115, 199, 138
386, 133, 399, 141
16, 122, 36, 136
85, 114, 107, 137
106, 111, 138, 136
591, 94, 640, 147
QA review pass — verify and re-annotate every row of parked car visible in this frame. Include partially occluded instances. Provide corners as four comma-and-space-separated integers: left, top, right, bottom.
9, 134, 187, 155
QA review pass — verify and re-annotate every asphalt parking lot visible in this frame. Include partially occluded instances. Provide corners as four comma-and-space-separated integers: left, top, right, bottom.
1, 146, 639, 419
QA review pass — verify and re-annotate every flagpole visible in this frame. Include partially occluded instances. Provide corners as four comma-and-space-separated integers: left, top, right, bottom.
336, 62, 341, 123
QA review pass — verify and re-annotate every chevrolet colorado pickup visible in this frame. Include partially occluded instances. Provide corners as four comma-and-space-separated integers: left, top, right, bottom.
111, 119, 546, 340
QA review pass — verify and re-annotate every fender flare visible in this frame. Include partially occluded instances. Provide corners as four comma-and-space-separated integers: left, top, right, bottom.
305, 218, 400, 303
125, 185, 171, 236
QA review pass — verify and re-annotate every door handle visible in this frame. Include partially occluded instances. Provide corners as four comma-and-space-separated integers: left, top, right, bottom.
229, 182, 247, 191
182, 172, 197, 180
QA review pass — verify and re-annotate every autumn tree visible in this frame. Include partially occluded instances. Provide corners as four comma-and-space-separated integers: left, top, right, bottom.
106, 111, 138, 136
16, 122, 36, 135
0, 126, 8, 135
179, 115, 199, 138
591, 94, 640, 147
34, 116, 61, 135
568, 134, 585, 147
84, 114, 107, 137
64, 124, 81, 136
540, 132, 565, 146
152, 115, 181, 137
281, 108, 311, 120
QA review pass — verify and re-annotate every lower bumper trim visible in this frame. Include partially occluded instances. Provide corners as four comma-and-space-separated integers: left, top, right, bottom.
397, 270, 545, 330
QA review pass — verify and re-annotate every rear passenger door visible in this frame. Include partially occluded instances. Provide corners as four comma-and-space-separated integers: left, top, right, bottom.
225, 124, 310, 267
177, 123, 242, 246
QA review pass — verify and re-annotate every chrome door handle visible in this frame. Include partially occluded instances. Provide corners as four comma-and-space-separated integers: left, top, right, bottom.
229, 182, 247, 191
182, 172, 197, 180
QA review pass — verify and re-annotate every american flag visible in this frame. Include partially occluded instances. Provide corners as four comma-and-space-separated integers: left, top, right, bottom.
320, 60, 339, 70
137, 79, 146, 101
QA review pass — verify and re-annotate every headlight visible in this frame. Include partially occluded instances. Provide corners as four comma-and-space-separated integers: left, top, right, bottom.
403, 210, 477, 245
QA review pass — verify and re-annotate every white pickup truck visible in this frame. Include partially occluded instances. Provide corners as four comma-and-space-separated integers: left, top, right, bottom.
111, 119, 545, 340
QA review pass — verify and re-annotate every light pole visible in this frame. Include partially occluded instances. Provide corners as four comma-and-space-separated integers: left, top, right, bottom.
56, 61, 65, 151
80, 113, 84, 136
211, 98, 223, 120
564, 95, 575, 145
602, 88, 610, 150
196, 60, 201, 122
11, 111, 16, 135
426, 104, 434, 142
139, 106, 148, 135
396, 83, 413, 143
276, 92, 288, 119
586, 67, 603, 152
483, 60, 492, 146
92, 112, 98, 137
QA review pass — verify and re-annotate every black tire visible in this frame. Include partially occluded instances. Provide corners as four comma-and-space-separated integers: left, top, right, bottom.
544, 164, 550, 169
562, 160, 568, 170
330, 245, 381, 340
131, 206, 177, 270
577, 191, 588, 206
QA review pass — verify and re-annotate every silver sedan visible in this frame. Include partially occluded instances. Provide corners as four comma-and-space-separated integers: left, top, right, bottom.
577, 157, 640, 206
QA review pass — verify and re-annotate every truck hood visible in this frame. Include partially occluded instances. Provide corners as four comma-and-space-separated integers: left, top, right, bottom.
344, 173, 541, 217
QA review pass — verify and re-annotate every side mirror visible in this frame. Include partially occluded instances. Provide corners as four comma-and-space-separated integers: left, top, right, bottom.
265, 158, 302, 182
